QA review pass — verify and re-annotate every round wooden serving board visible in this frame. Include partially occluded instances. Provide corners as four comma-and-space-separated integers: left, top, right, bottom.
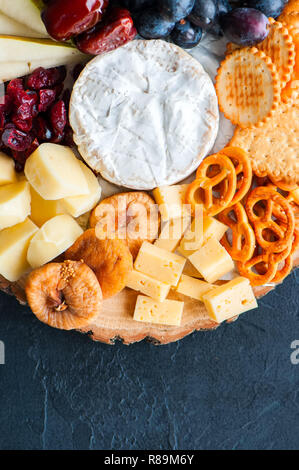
1, 251, 298, 345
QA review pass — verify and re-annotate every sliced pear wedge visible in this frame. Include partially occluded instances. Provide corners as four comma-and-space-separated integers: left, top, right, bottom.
0, 0, 48, 36
0, 12, 46, 38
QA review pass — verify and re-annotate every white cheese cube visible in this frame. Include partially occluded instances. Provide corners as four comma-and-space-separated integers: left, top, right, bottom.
0, 180, 31, 230
27, 214, 83, 268
0, 152, 17, 186
61, 161, 102, 218
25, 143, 89, 200
0, 218, 38, 282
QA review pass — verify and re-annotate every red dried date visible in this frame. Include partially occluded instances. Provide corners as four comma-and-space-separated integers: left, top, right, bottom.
42, 0, 109, 41
75, 8, 137, 55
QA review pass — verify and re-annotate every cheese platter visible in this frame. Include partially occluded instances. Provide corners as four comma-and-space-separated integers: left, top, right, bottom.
0, 0, 298, 345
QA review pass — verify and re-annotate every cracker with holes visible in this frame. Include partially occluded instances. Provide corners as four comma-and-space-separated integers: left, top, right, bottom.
230, 99, 299, 185
215, 47, 280, 128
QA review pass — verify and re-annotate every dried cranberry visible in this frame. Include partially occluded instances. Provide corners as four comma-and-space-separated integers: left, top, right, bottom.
72, 63, 84, 81
34, 116, 53, 141
63, 126, 74, 147
50, 131, 65, 144
75, 8, 137, 55
50, 100, 67, 134
38, 89, 56, 112
11, 116, 33, 133
54, 82, 64, 99
14, 90, 38, 120
27, 67, 64, 90
62, 89, 71, 112
2, 127, 33, 152
12, 138, 39, 171
0, 111, 5, 130
6, 78, 24, 96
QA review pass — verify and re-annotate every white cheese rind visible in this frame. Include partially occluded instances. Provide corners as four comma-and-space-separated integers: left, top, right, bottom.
70, 40, 219, 190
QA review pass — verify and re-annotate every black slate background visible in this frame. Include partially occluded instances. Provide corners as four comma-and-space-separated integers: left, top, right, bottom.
0, 272, 298, 450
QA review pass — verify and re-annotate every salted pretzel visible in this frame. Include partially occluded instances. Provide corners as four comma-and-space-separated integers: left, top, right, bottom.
186, 153, 236, 216
237, 254, 278, 286
218, 147, 253, 205
246, 186, 295, 253
218, 203, 256, 262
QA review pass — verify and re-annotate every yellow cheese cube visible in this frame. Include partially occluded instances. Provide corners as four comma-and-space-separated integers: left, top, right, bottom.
134, 295, 184, 326
134, 241, 186, 286
0, 180, 31, 230
153, 184, 190, 221
178, 216, 204, 258
61, 161, 102, 218
27, 214, 83, 268
0, 218, 38, 282
202, 276, 258, 323
154, 217, 190, 252
203, 215, 228, 243
126, 270, 170, 302
0, 152, 17, 186
30, 186, 66, 227
25, 143, 89, 200
188, 238, 234, 284
176, 275, 215, 301
182, 260, 203, 279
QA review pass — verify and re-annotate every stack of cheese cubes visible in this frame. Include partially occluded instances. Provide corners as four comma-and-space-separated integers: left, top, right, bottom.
130, 184, 257, 326
0, 144, 101, 282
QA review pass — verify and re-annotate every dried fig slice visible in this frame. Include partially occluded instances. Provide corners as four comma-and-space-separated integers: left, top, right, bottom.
65, 229, 133, 299
89, 192, 159, 259
25, 260, 102, 330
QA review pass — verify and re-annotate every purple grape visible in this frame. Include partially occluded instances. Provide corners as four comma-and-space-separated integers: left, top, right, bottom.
158, 0, 195, 22
171, 20, 202, 48
221, 8, 270, 46
245, 1, 287, 19
136, 8, 175, 39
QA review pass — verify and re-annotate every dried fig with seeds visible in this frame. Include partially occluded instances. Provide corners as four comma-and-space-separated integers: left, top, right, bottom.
89, 192, 159, 259
26, 260, 102, 330
65, 229, 133, 299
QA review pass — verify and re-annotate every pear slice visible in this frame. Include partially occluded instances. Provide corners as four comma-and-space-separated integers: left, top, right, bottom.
0, 36, 86, 63
0, 55, 87, 83
0, 0, 48, 36
0, 12, 47, 38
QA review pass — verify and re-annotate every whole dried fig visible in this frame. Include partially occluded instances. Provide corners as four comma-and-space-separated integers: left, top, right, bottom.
26, 260, 102, 330
90, 192, 159, 259
65, 229, 133, 299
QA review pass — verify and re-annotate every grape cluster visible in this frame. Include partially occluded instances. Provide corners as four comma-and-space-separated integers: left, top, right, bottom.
121, 0, 287, 49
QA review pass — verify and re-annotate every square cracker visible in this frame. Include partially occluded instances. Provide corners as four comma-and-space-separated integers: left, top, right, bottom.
230, 99, 299, 184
